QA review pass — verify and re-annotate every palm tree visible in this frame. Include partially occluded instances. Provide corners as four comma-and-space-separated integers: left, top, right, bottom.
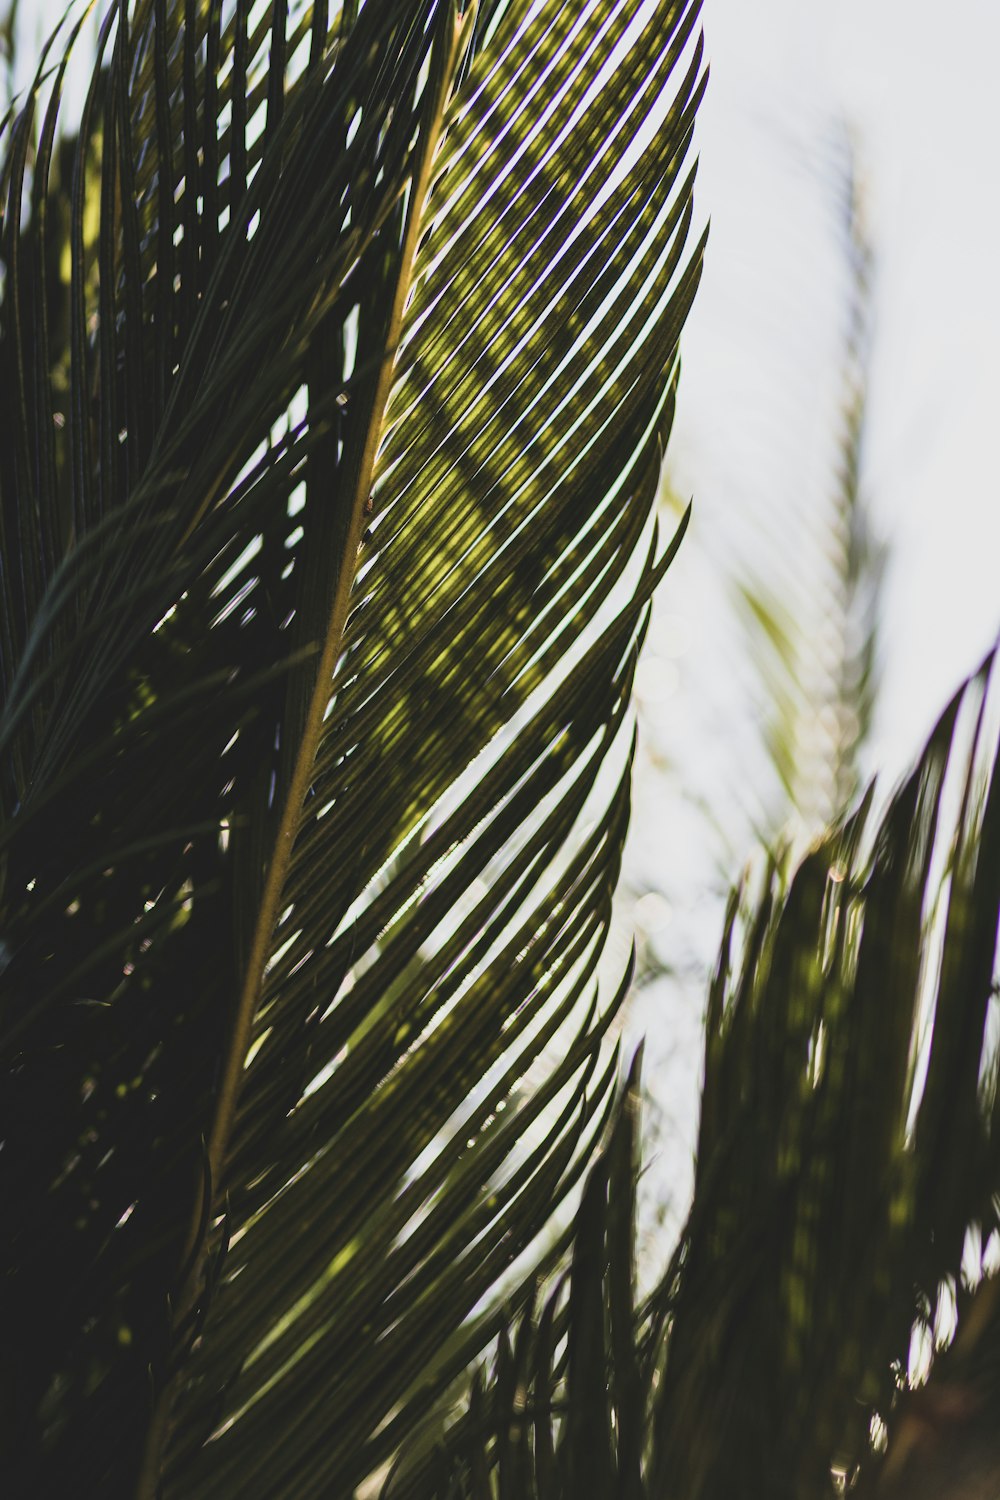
0, 0, 706, 1492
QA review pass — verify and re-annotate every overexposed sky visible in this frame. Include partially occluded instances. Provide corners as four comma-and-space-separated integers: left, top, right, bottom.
627, 0, 1000, 1239
684, 0, 1000, 779
835, 0, 1000, 770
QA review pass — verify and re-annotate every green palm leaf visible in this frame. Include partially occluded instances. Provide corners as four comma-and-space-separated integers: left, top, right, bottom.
0, 0, 705, 1492
407, 655, 1000, 1499
657, 654, 1000, 1496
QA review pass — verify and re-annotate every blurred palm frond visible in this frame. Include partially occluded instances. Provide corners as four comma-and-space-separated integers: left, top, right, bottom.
734, 126, 883, 834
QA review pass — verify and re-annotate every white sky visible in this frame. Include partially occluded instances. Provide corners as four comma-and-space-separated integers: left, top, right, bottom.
836, 0, 1000, 771
688, 0, 1000, 779
625, 0, 1000, 1240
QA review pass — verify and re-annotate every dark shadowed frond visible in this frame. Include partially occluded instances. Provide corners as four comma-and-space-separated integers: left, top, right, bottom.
0, 0, 705, 1493
653, 649, 1000, 1498
378, 1048, 648, 1500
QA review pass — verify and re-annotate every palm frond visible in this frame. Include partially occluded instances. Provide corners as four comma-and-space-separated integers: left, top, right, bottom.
0, 0, 705, 1493
379, 1048, 648, 1500
406, 653, 1000, 1499
734, 128, 882, 831
654, 650, 1000, 1497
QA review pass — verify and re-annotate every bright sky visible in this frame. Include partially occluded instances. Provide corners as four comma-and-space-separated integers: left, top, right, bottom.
625, 0, 1000, 1241
686, 0, 1000, 779
836, 0, 1000, 771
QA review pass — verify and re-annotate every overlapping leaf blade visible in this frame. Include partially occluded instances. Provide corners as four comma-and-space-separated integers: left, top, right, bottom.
0, 0, 705, 1493
401, 658, 1000, 1500
164, 2, 706, 1492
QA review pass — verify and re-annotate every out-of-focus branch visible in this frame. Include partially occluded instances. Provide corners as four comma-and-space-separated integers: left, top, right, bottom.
735, 125, 884, 834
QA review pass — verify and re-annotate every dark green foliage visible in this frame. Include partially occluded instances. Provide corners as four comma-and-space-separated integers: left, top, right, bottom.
656, 659, 1000, 1498
0, 0, 705, 1493
412, 659, 1000, 1499
7, 5, 995, 1499
381, 1051, 650, 1500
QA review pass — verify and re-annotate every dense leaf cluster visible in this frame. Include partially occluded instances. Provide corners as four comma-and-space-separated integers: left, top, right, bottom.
0, 0, 704, 1492
2, 2, 998, 1497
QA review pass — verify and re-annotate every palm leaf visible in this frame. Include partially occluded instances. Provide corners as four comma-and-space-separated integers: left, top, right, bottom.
734, 129, 882, 831
0, 0, 706, 1492
407, 654, 1000, 1498
653, 650, 1000, 1497
380, 1049, 647, 1500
